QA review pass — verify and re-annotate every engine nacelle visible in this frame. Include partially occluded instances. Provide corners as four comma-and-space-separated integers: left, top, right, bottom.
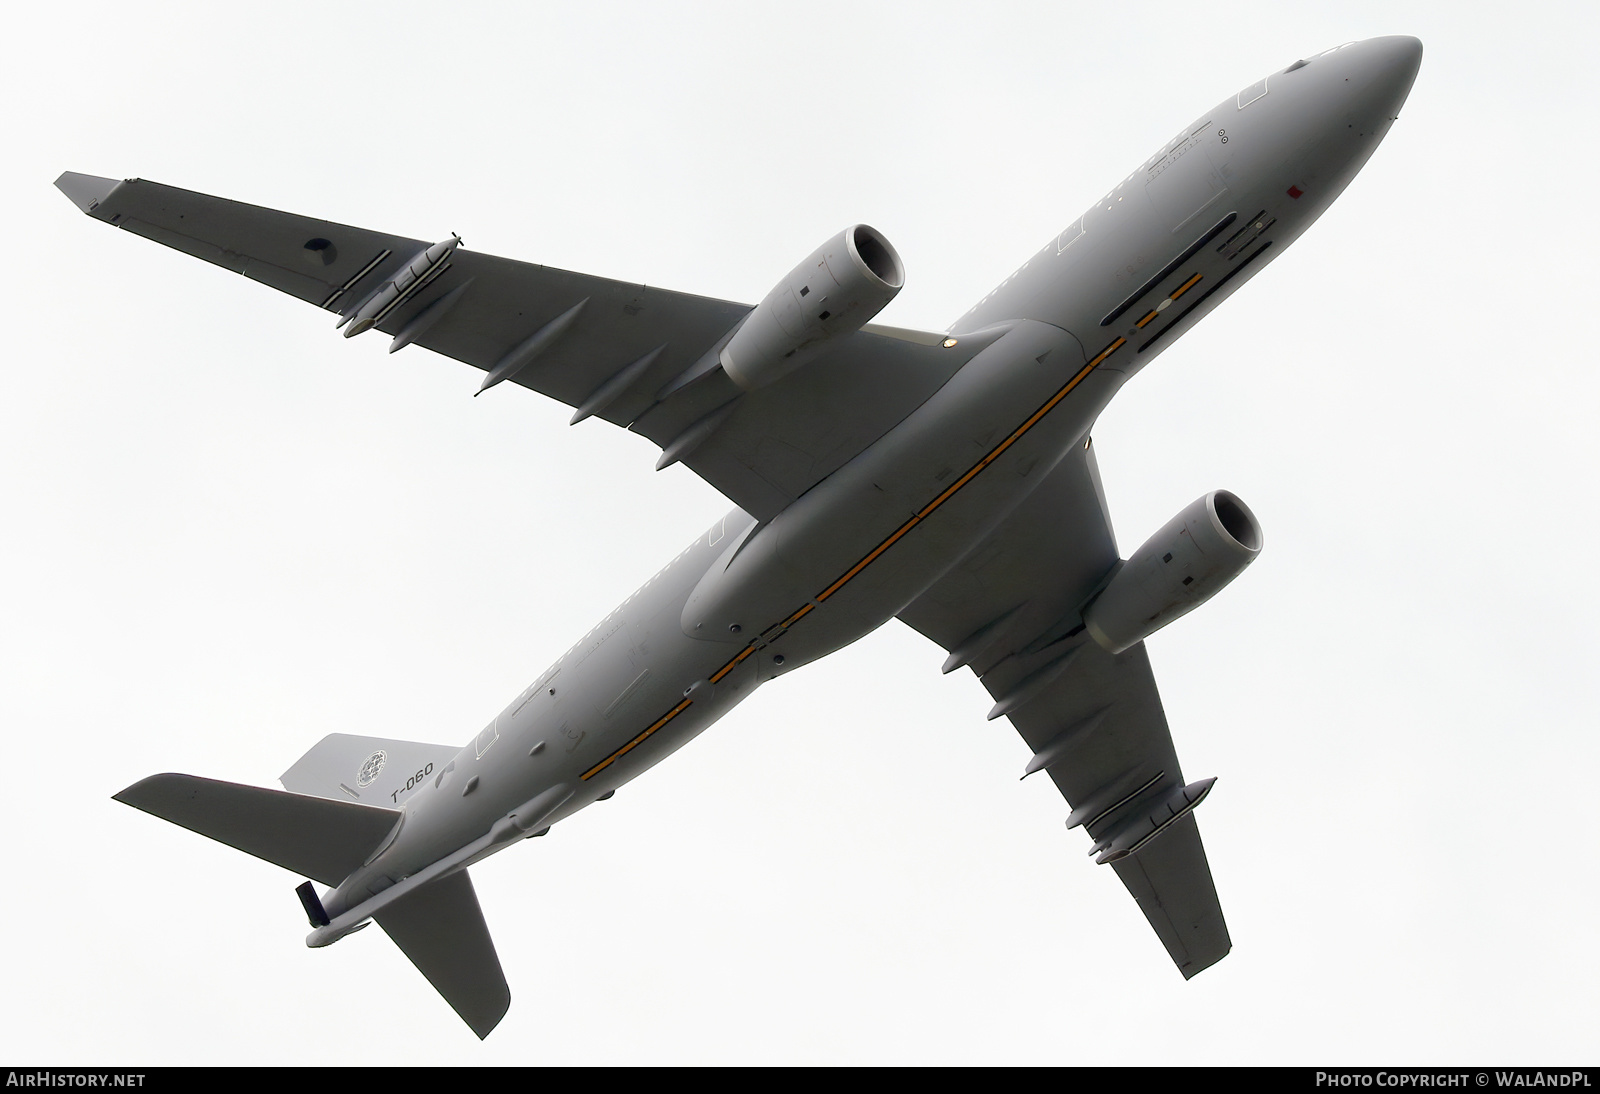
1083, 491, 1263, 655
720, 225, 904, 392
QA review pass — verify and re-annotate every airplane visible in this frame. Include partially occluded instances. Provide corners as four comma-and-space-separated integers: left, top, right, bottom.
57, 35, 1422, 1039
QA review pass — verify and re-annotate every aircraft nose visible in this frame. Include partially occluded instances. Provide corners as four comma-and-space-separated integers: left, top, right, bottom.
1350, 35, 1424, 118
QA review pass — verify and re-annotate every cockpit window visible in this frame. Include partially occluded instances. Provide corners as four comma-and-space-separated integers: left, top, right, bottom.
1238, 78, 1269, 110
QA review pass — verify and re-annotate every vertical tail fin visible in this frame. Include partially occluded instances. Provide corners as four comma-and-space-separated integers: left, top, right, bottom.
280, 732, 455, 807
375, 869, 510, 1038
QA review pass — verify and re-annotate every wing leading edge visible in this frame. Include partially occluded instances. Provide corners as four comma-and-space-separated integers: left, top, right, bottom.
897, 440, 1230, 978
56, 172, 986, 521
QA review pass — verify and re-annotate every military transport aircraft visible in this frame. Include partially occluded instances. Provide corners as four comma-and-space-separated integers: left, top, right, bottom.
58, 35, 1422, 1038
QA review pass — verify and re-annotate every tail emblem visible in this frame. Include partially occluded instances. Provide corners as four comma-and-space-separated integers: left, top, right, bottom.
357, 751, 388, 788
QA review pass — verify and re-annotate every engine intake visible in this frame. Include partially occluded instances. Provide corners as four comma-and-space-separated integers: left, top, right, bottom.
1083, 491, 1262, 655
720, 225, 904, 392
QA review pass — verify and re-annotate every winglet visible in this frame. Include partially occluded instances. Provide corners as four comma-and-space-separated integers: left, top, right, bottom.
54, 172, 124, 218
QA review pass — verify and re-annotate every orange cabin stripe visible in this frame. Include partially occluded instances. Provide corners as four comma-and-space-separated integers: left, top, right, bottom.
583, 333, 1125, 780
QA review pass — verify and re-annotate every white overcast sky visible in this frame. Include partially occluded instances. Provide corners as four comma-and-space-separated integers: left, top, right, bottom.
3, 0, 1596, 1067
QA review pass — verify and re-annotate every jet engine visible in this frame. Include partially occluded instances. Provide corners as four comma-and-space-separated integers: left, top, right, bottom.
720, 225, 904, 392
1083, 491, 1262, 655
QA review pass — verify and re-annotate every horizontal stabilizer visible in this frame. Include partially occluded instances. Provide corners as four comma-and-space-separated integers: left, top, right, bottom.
376, 869, 510, 1039
281, 732, 455, 807
114, 774, 401, 887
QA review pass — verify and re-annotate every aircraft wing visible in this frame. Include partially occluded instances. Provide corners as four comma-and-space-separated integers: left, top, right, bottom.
56, 172, 986, 521
896, 440, 1231, 978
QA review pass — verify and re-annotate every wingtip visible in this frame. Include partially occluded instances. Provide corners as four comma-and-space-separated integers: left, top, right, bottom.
55, 172, 123, 216
463, 988, 512, 1039
1179, 942, 1232, 980
111, 772, 171, 805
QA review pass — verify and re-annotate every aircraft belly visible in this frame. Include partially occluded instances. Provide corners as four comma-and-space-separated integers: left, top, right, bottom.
772, 374, 1126, 668
371, 518, 767, 873
679, 322, 1125, 677
371, 318, 1126, 877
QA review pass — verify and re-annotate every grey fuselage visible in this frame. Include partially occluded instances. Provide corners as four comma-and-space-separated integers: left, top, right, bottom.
322, 36, 1422, 923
